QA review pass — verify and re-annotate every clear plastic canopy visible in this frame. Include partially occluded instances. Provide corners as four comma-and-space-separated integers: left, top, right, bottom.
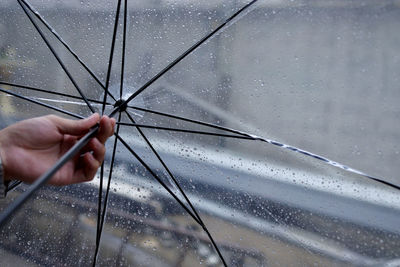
0, 0, 399, 266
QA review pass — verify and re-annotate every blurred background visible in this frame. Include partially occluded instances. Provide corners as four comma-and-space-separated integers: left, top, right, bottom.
0, 0, 399, 266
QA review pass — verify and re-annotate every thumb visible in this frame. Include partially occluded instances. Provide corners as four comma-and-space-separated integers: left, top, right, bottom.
48, 113, 100, 135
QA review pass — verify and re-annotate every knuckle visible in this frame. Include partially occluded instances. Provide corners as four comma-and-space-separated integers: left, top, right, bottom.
46, 114, 57, 121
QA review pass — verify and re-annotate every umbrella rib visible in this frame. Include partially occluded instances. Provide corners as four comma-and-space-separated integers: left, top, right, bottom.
93, 2, 123, 264
94, 2, 126, 255
0, 87, 83, 119
102, 0, 122, 115
121, 118, 389, 179
115, 134, 201, 225
128, 106, 253, 137
117, 121, 253, 140
125, 109, 400, 191
119, 0, 128, 99
124, 111, 227, 266
0, 81, 113, 106
18, 0, 116, 101
93, 113, 122, 266
95, 162, 105, 255
124, 111, 200, 221
17, 0, 96, 114
109, 0, 259, 117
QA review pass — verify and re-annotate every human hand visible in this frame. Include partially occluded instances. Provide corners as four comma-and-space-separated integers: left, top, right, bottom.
0, 114, 115, 185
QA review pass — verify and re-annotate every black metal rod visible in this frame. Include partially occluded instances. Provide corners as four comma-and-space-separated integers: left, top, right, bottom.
0, 87, 84, 119
115, 134, 201, 225
93, 1, 122, 265
117, 121, 252, 140
19, 0, 117, 101
93, 113, 122, 266
95, 163, 104, 245
125, 111, 198, 219
109, 0, 259, 117
120, 0, 128, 99
128, 105, 250, 137
17, 0, 96, 114
0, 127, 98, 227
94, 1, 127, 259
128, 107, 400, 190
124, 111, 227, 266
0, 81, 113, 106
102, 0, 122, 115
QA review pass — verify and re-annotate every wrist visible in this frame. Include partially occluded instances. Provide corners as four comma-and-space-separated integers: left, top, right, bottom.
0, 132, 9, 198
0, 130, 11, 182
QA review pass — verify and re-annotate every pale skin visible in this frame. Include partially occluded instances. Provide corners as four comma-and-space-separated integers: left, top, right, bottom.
0, 113, 115, 185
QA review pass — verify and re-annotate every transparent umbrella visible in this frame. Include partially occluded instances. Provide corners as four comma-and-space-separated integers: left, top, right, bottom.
0, 0, 399, 266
